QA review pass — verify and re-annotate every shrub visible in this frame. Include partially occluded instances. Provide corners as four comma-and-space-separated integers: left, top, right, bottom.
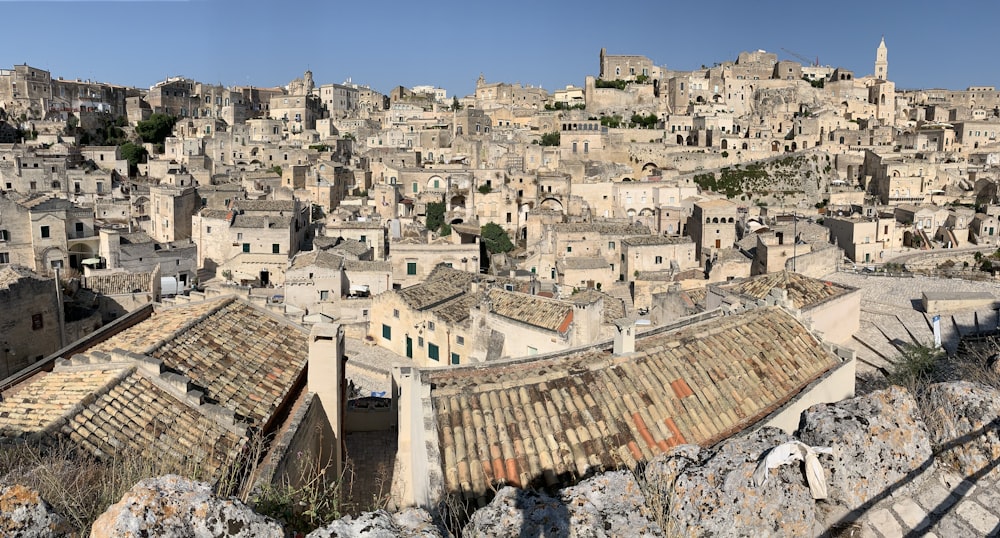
887, 343, 943, 393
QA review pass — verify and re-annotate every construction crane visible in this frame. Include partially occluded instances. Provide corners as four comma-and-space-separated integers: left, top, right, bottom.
781, 48, 819, 67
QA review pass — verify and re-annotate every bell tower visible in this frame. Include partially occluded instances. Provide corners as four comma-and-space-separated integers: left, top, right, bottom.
875, 36, 888, 80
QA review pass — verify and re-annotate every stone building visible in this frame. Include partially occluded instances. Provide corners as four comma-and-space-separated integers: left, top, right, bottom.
0, 65, 52, 120
688, 199, 739, 265
599, 48, 657, 82
394, 304, 855, 506
0, 193, 97, 274
269, 71, 322, 133
620, 235, 697, 282
0, 265, 62, 376
0, 296, 343, 492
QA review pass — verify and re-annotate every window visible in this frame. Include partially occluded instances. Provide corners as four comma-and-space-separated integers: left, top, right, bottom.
655, 256, 663, 264
418, 336, 424, 347
242, 243, 250, 253
272, 243, 280, 254
407, 262, 417, 275
567, 246, 572, 253
456, 335, 464, 346
0, 230, 8, 241
428, 343, 440, 361
75, 222, 84, 233
0, 253, 8, 263
237, 232, 243, 241
451, 353, 460, 365
393, 309, 400, 318
320, 290, 329, 300
207, 226, 212, 234
40, 226, 50, 239
32, 313, 43, 330
360, 235, 367, 244
381, 324, 391, 340
427, 321, 435, 331
608, 241, 615, 250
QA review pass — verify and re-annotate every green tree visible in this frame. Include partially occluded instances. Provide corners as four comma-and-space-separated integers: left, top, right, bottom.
539, 132, 560, 146
481, 222, 513, 253
135, 113, 177, 146
478, 184, 492, 194
119, 142, 147, 176
425, 201, 446, 232
451, 96, 463, 111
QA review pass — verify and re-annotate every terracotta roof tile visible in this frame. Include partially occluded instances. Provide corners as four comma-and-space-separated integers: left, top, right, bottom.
719, 271, 855, 310
487, 289, 573, 333
427, 306, 840, 497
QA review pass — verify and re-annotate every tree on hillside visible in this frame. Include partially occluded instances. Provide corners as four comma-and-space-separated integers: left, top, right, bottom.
135, 113, 176, 146
481, 222, 513, 254
539, 132, 560, 146
426, 201, 446, 233
119, 142, 147, 176
451, 97, 463, 111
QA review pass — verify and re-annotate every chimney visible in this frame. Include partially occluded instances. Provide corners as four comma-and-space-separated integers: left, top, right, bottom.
613, 317, 636, 355
308, 323, 345, 478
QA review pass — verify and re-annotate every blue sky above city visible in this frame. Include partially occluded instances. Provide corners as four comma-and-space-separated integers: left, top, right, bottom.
1, 0, 996, 96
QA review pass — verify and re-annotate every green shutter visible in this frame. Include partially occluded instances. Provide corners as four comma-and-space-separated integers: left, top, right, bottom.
382, 324, 391, 340
428, 343, 439, 361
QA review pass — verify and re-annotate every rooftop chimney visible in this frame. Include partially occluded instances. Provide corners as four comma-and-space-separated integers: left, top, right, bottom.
613, 317, 636, 355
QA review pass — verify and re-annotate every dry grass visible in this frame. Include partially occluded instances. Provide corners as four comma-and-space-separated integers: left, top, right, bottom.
0, 440, 212, 537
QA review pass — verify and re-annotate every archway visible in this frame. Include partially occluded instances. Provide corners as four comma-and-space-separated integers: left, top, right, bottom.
677, 134, 684, 145
721, 140, 728, 150
771, 141, 779, 152
450, 194, 466, 211
539, 197, 564, 211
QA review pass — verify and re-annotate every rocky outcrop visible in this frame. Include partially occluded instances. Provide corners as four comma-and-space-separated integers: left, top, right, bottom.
919, 381, 1000, 480
665, 428, 818, 538
797, 386, 934, 513
306, 508, 441, 538
0, 484, 69, 537
462, 471, 663, 537
89, 475, 283, 538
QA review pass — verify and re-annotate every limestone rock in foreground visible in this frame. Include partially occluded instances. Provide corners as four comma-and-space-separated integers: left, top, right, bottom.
306, 508, 441, 538
0, 484, 70, 538
90, 475, 283, 538
463, 470, 663, 537
797, 386, 933, 512
920, 381, 1000, 480
665, 427, 817, 538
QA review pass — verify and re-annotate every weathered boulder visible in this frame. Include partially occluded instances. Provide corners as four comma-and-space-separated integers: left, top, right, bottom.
665, 427, 817, 537
306, 508, 442, 538
0, 484, 70, 537
463, 471, 662, 537
797, 386, 933, 513
462, 487, 570, 538
641, 445, 700, 523
920, 381, 1000, 480
560, 470, 663, 537
90, 475, 284, 538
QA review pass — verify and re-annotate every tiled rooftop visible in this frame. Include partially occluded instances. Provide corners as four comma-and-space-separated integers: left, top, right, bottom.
558, 257, 610, 271
426, 306, 840, 498
487, 289, 573, 333
344, 260, 392, 272
92, 298, 308, 425
398, 280, 466, 311
567, 289, 626, 324
145, 301, 308, 424
232, 214, 290, 229
331, 239, 371, 257
233, 199, 297, 213
720, 271, 855, 310
83, 272, 154, 295
65, 367, 245, 478
0, 368, 126, 437
290, 250, 344, 271
199, 209, 232, 220
554, 222, 650, 235
621, 235, 694, 247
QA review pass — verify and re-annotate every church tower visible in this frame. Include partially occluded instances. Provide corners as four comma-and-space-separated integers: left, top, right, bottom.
874, 36, 888, 80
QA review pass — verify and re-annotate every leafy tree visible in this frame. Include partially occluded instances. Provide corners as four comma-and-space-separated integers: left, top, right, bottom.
119, 142, 147, 176
135, 113, 176, 145
481, 222, 513, 253
478, 184, 492, 194
539, 132, 560, 146
440, 223, 452, 236
635, 74, 649, 84
268, 165, 283, 176
425, 201, 446, 232
600, 115, 623, 128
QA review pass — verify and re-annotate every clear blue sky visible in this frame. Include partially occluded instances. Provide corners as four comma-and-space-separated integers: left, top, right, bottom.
1, 0, 995, 96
